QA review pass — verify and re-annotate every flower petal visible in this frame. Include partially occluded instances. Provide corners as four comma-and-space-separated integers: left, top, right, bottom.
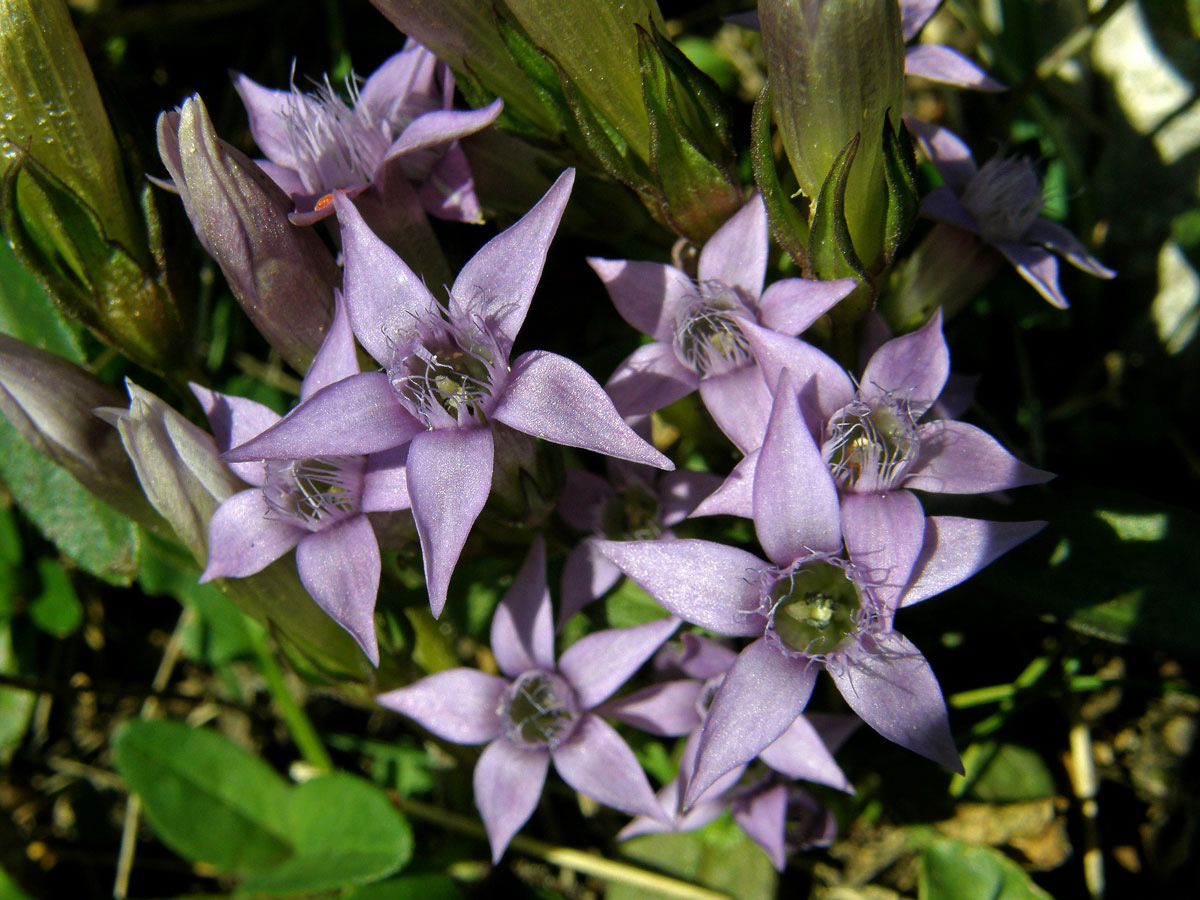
407, 426, 494, 618
200, 488, 301, 579
909, 420, 1054, 493
743, 323, 855, 426
558, 540, 622, 629
860, 309, 949, 418
758, 276, 857, 336
595, 680, 704, 736
359, 42, 438, 122
1026, 219, 1116, 279
685, 638, 817, 809
418, 141, 483, 223
231, 73, 302, 170
595, 539, 769, 636
697, 195, 768, 300
699, 365, 773, 454
658, 470, 724, 526
377, 668, 507, 743
491, 536, 555, 677
452, 169, 574, 348
758, 715, 852, 792
558, 615, 680, 709
386, 101, 503, 158
335, 192, 439, 366
553, 714, 665, 819
996, 241, 1069, 309
901, 0, 941, 40
732, 783, 788, 870
604, 342, 697, 417
295, 516, 381, 665
904, 44, 1005, 91
754, 371, 842, 563
494, 350, 672, 469
190, 384, 278, 486
902, 516, 1046, 607
919, 185, 982, 232
301, 290, 359, 400
588, 258, 695, 342
474, 739, 550, 862
829, 632, 962, 772
841, 491, 927, 615
905, 117, 978, 193
690, 450, 756, 519
222, 373, 421, 461
361, 444, 411, 512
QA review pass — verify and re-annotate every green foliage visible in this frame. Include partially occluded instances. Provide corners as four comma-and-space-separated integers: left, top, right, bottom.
615, 822, 777, 900
919, 836, 1053, 900
954, 742, 1058, 803
29, 556, 82, 637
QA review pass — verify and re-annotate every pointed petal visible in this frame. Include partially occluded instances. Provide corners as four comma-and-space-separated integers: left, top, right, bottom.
301, 290, 360, 400
558, 468, 611, 531
1026, 219, 1116, 279
657, 470, 724, 526
901, 0, 941, 39
452, 169, 574, 347
665, 633, 739, 680
491, 536, 555, 677
595, 539, 768, 636
190, 384, 278, 486
732, 784, 788, 870
295, 516, 381, 665
996, 241, 1069, 309
759, 277, 857, 335
377, 669, 507, 743
904, 117, 978, 193
588, 258, 695, 342
743, 323, 855, 425
494, 351, 672, 469
841, 491, 926, 615
691, 450, 757, 519
902, 517, 1046, 607
559, 616, 680, 709
387, 102, 503, 158
596, 680, 704, 736
558, 540, 621, 629
919, 185, 981, 232
201, 488, 301, 579
909, 420, 1054, 493
231, 72, 302, 169
474, 740, 550, 862
904, 44, 1005, 91
222, 373, 421, 461
407, 426, 493, 617
697, 195, 768, 300
335, 192, 439, 365
754, 371, 842, 563
553, 715, 664, 819
685, 639, 817, 808
699, 365, 773, 454
860, 309, 948, 418
829, 632, 962, 772
359, 44, 437, 121
417, 140, 483, 223
604, 343, 697, 417
361, 444, 411, 512
759, 715, 852, 792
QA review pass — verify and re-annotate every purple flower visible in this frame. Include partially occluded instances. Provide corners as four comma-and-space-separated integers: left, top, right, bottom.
599, 371, 1046, 805
911, 120, 1115, 308
233, 40, 502, 225
900, 0, 1004, 91
195, 292, 409, 665
377, 537, 677, 861
590, 194, 856, 451
222, 170, 671, 617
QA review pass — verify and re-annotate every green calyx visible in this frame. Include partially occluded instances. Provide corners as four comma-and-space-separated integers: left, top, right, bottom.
771, 561, 861, 656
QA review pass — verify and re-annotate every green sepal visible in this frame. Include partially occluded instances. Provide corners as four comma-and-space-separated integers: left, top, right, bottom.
646, 24, 731, 163
751, 82, 809, 268
880, 111, 919, 267
636, 25, 741, 241
807, 133, 868, 282
493, 11, 576, 143
0, 152, 184, 374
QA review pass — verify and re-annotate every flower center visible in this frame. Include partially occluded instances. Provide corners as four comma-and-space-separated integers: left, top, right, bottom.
283, 73, 394, 195
388, 319, 501, 429
822, 398, 917, 492
768, 561, 861, 656
497, 670, 580, 750
960, 155, 1044, 243
262, 456, 362, 532
672, 285, 754, 378
599, 482, 662, 541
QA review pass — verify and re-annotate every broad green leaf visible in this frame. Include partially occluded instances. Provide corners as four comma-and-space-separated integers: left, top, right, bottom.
0, 620, 35, 763
347, 874, 465, 900
920, 836, 1052, 900
0, 235, 83, 362
616, 821, 777, 900
236, 773, 413, 896
111, 719, 293, 876
0, 414, 138, 585
954, 743, 1057, 804
29, 556, 82, 637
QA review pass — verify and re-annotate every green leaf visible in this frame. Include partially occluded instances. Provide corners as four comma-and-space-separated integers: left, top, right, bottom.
0, 505, 21, 568
615, 822, 777, 900
0, 866, 36, 900
347, 874, 465, 900
0, 233, 84, 362
0, 413, 138, 585
953, 743, 1058, 803
0, 620, 35, 763
881, 113, 919, 266
807, 133, 868, 282
111, 719, 294, 876
751, 82, 808, 268
920, 836, 1052, 900
29, 556, 82, 637
236, 773, 413, 896
606, 576, 672, 628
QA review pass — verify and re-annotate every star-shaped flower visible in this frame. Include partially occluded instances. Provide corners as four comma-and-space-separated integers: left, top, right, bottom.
194, 292, 409, 664
233, 39, 502, 224
223, 170, 671, 616
900, 0, 1005, 91
377, 537, 677, 861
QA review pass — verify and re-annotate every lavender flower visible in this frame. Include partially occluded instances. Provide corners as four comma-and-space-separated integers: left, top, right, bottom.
912, 120, 1115, 308
590, 194, 855, 451
222, 170, 671, 617
377, 537, 677, 861
233, 40, 502, 224
600, 371, 1045, 805
900, 0, 1004, 91
195, 293, 410, 665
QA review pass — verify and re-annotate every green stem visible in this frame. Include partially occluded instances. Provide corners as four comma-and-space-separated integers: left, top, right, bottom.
249, 630, 333, 773
393, 795, 735, 900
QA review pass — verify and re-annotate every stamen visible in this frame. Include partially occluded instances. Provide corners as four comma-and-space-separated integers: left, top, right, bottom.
497, 670, 580, 750
960, 155, 1044, 243
672, 291, 753, 377
822, 398, 917, 492
262, 456, 362, 532
765, 560, 863, 657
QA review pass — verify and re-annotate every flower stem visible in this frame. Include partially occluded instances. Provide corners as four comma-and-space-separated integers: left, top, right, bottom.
392, 795, 735, 900
249, 629, 333, 773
